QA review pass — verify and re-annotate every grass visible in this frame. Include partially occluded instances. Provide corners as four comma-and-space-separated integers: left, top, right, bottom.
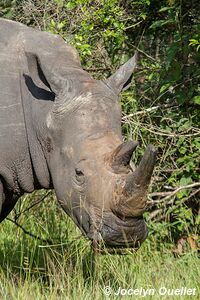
0, 192, 199, 300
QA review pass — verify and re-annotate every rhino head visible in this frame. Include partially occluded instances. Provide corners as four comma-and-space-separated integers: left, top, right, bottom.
26, 51, 156, 253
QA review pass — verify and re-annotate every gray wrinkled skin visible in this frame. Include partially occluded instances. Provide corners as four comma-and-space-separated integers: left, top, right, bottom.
0, 18, 156, 253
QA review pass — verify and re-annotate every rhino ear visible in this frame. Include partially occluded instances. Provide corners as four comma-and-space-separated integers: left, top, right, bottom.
25, 51, 65, 96
105, 52, 138, 94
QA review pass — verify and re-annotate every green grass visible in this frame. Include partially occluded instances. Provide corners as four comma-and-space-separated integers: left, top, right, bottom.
0, 193, 199, 300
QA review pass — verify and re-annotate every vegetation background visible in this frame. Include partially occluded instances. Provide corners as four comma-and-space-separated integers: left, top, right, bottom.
0, 0, 199, 299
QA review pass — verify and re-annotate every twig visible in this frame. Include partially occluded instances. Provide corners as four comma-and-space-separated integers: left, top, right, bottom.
186, 188, 200, 202
124, 21, 144, 30
148, 208, 163, 220
148, 188, 200, 222
128, 43, 156, 61
122, 104, 178, 119
84, 67, 111, 72
6, 191, 54, 243
144, 127, 200, 138
6, 217, 53, 244
148, 182, 200, 203
14, 191, 53, 220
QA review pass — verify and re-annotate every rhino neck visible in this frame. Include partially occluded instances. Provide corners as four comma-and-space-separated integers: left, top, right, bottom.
22, 78, 53, 191
0, 80, 52, 200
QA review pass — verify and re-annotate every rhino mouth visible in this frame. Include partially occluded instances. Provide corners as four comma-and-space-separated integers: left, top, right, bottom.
86, 212, 148, 254
70, 195, 149, 254
70, 207, 147, 254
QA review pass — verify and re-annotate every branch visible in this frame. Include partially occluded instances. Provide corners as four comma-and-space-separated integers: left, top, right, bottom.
148, 188, 200, 222
122, 104, 178, 119
128, 43, 157, 61
6, 217, 53, 244
148, 182, 200, 204
145, 127, 200, 138
84, 67, 111, 72
6, 191, 54, 244
14, 191, 53, 220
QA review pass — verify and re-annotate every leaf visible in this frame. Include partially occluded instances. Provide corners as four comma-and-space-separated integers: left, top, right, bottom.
50, 19, 56, 27
176, 90, 187, 104
140, 13, 147, 20
159, 6, 174, 12
169, 61, 181, 81
149, 19, 174, 30
57, 22, 65, 30
179, 147, 186, 154
166, 43, 178, 69
160, 83, 171, 93
192, 96, 200, 105
65, 2, 76, 10
179, 177, 192, 187
189, 38, 198, 45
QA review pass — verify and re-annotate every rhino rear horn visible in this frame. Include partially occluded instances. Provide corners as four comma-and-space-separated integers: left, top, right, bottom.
110, 141, 138, 168
105, 51, 138, 94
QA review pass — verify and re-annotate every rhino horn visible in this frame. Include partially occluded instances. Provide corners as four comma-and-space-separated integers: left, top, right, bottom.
110, 141, 138, 169
114, 145, 157, 217
127, 144, 157, 188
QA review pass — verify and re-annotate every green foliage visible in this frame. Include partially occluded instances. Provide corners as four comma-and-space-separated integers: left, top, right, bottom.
0, 0, 15, 17
189, 38, 200, 52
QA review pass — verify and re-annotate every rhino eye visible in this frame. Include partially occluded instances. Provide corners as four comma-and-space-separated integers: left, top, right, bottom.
75, 168, 85, 185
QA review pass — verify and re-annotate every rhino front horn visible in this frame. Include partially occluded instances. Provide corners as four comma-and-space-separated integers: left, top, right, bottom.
126, 144, 157, 189
114, 145, 157, 217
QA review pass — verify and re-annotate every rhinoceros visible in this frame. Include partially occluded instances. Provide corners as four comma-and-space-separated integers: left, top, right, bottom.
0, 18, 156, 253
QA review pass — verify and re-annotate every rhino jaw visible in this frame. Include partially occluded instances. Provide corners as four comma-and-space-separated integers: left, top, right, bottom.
87, 211, 148, 254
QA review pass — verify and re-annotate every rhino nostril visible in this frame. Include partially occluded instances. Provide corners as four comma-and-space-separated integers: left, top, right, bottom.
75, 168, 84, 176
